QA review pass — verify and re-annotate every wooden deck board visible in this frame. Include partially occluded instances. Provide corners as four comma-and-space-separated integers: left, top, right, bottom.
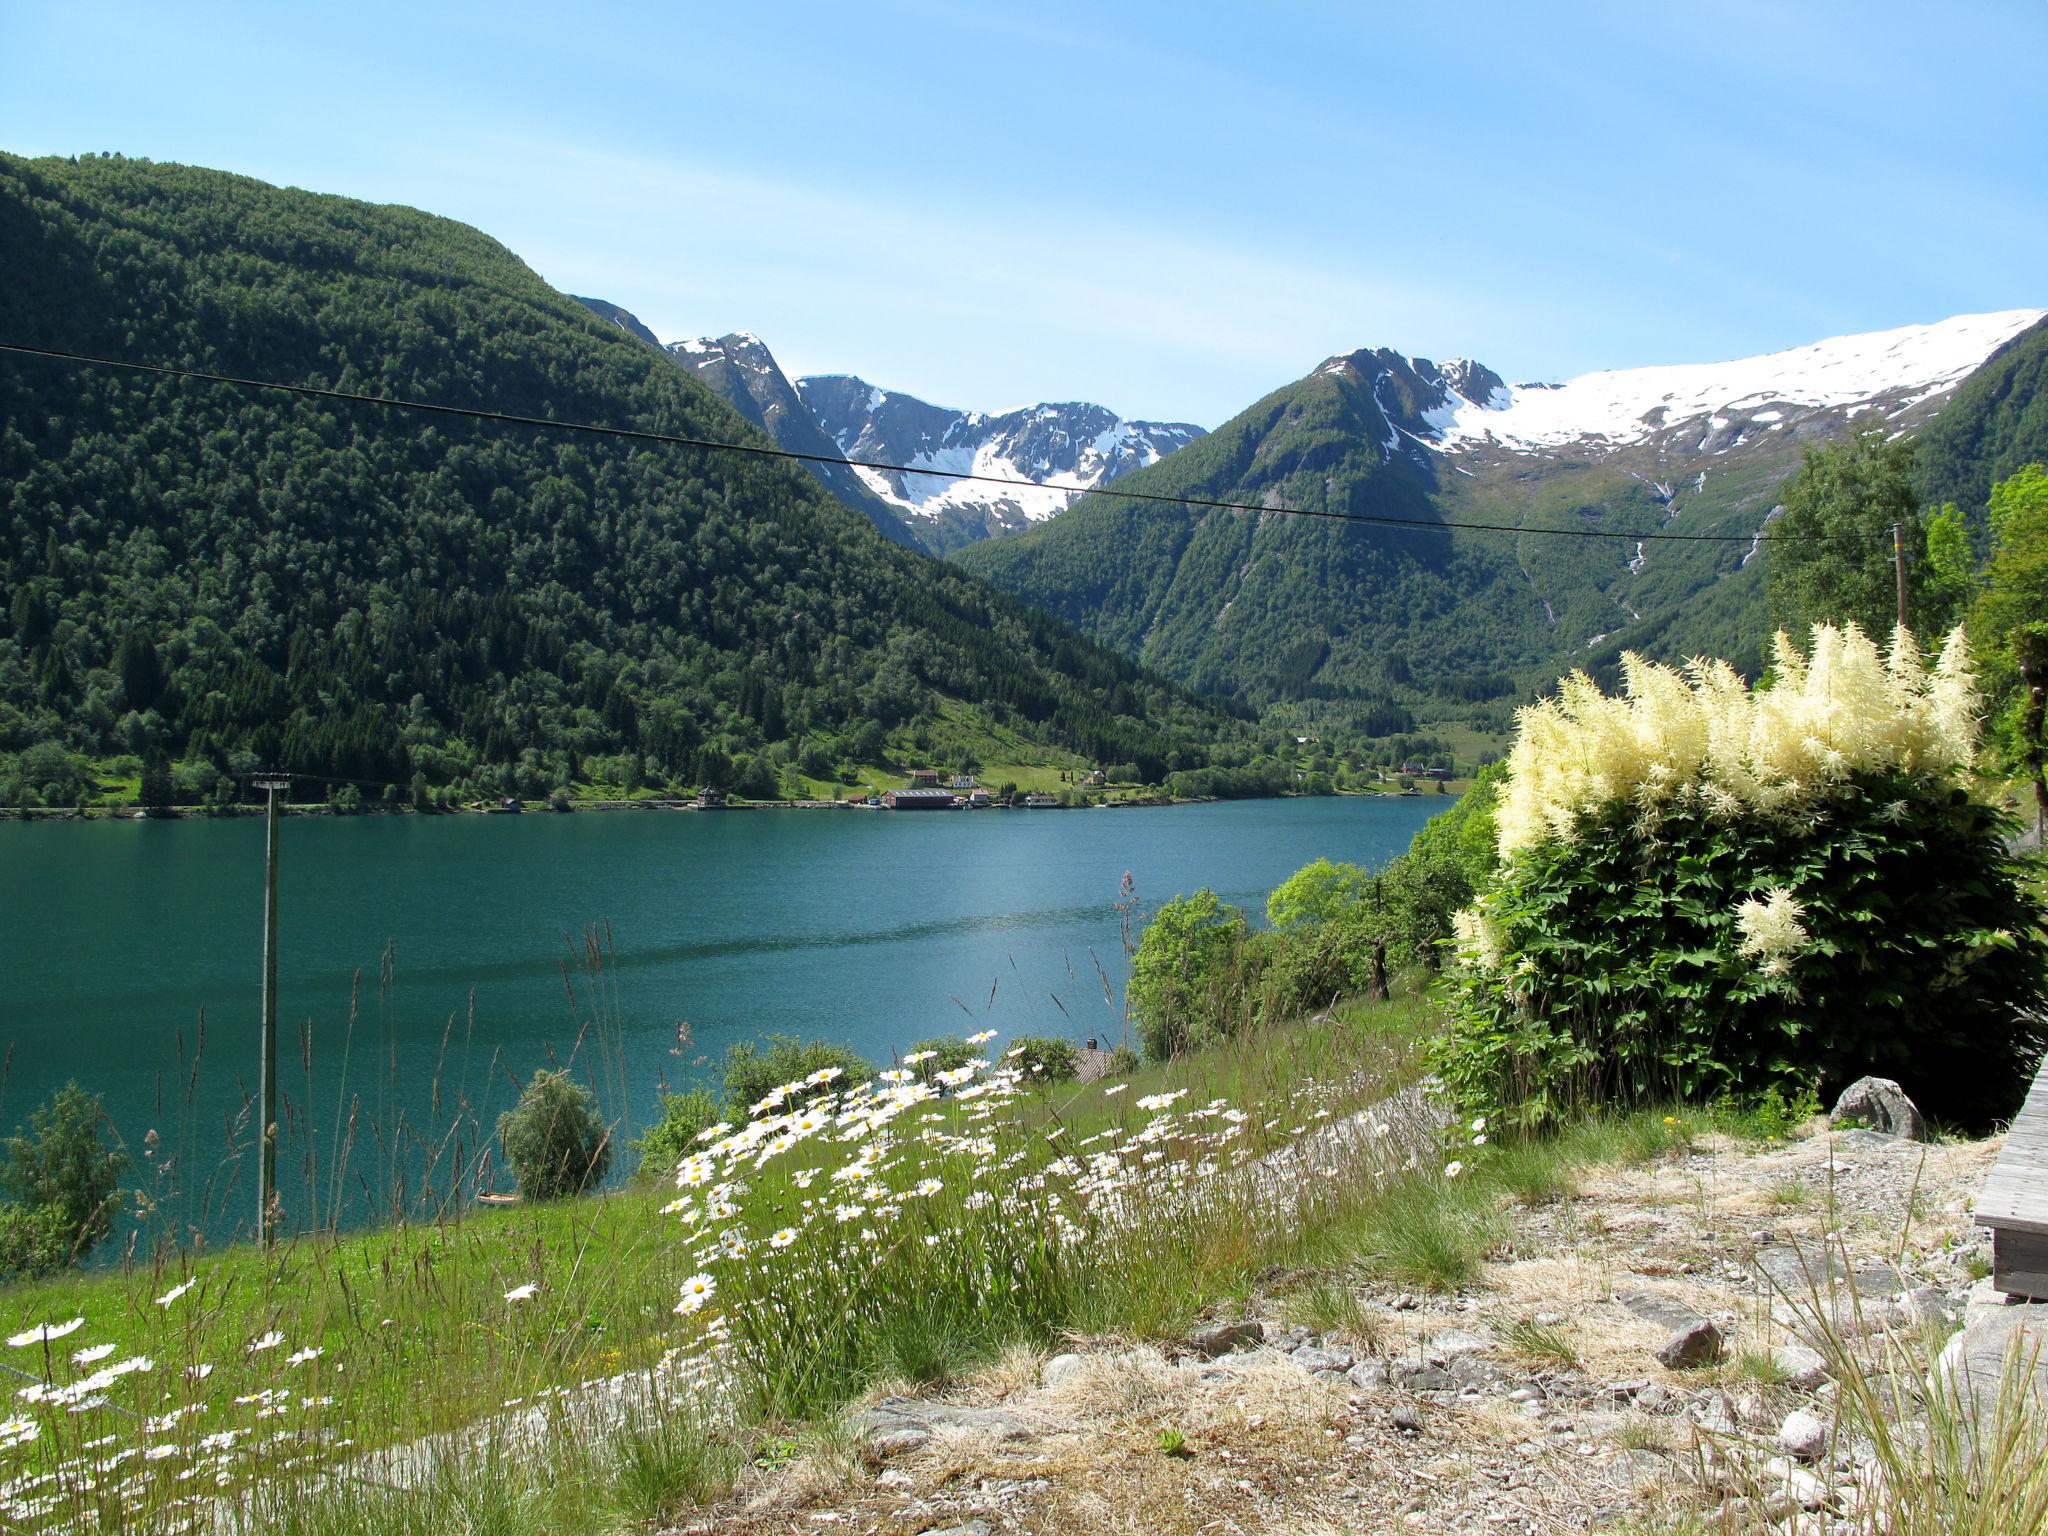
1976, 1062, 2048, 1240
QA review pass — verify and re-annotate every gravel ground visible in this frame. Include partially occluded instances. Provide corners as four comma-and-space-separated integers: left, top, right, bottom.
679, 1118, 2007, 1535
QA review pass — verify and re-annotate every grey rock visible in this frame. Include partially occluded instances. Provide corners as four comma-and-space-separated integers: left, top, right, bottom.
1040, 1353, 1085, 1387
1937, 1298, 2048, 1423
1772, 1343, 1830, 1391
1754, 1241, 1902, 1302
1828, 1077, 1925, 1140
1899, 1286, 1956, 1326
920, 1524, 991, 1536
861, 1397, 1036, 1456
1779, 1408, 1829, 1462
1449, 1355, 1502, 1389
1618, 1290, 1707, 1333
1656, 1318, 1725, 1369
1388, 1403, 1423, 1433
1760, 1454, 1832, 1510
1423, 1327, 1491, 1363
871, 1428, 932, 1455
1635, 1381, 1673, 1412
1344, 1359, 1389, 1390
1289, 1344, 1354, 1374
1186, 1320, 1265, 1359
1689, 1390, 1736, 1435
1406, 1365, 1456, 1391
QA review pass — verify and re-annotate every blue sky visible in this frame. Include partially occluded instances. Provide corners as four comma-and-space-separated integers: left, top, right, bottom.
2, 1, 2042, 426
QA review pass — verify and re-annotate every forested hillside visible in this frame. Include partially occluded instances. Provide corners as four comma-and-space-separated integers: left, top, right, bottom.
959, 320, 2031, 725
1915, 314, 2048, 517
0, 154, 1227, 806
954, 353, 1597, 714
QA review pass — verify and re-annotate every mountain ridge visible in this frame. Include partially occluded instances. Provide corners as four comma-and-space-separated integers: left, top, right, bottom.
957, 309, 2041, 720
796, 373, 1205, 553
0, 153, 1227, 801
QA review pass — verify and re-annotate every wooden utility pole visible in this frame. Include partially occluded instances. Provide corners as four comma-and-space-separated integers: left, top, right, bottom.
254, 774, 290, 1245
1893, 522, 1908, 629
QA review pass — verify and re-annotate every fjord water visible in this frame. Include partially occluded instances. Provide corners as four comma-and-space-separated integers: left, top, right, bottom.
2, 796, 1444, 1246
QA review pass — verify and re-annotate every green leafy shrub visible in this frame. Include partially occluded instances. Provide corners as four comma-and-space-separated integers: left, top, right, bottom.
1, 1081, 127, 1262
1008, 1035, 1080, 1083
722, 1036, 873, 1117
1440, 628, 2048, 1132
496, 1070, 613, 1201
1106, 1045, 1140, 1076
1266, 859, 1371, 932
0, 1201, 77, 1283
632, 1088, 724, 1181
1128, 890, 1259, 1059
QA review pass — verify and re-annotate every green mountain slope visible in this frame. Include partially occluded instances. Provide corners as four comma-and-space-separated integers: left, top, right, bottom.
955, 348, 1767, 714
0, 154, 1224, 801
1915, 314, 2048, 515
959, 319, 2038, 721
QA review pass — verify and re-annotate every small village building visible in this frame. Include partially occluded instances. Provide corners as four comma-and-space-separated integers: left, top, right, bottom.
882, 788, 957, 810
696, 787, 726, 808
906, 769, 943, 789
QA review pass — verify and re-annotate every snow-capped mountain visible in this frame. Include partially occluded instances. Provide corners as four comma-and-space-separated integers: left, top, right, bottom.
960, 307, 2046, 706
796, 375, 1205, 552
658, 330, 922, 547
1338, 309, 2047, 463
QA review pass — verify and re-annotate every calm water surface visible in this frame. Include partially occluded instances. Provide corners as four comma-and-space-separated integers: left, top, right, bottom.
1, 796, 1445, 1244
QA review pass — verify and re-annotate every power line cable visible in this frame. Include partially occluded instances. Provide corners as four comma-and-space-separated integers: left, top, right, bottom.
0, 341, 1863, 546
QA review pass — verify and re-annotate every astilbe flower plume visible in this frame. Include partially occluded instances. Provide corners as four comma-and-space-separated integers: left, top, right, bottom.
1493, 623, 1976, 857
1734, 887, 1809, 978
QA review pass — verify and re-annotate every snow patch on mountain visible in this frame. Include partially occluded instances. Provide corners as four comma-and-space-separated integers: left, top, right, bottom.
796, 375, 1204, 534
1425, 310, 2044, 455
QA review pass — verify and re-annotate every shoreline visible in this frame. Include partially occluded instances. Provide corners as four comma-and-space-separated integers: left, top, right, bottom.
0, 785, 1459, 824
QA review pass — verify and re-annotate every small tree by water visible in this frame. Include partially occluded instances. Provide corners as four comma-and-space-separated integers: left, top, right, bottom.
497, 1070, 612, 1201
0, 1081, 128, 1272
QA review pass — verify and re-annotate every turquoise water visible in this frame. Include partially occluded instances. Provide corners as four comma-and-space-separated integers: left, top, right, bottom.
0, 796, 1446, 1244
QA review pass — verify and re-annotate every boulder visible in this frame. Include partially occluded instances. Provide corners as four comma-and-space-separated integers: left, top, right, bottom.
1344, 1359, 1389, 1391
1828, 1077, 1925, 1140
1620, 1290, 1725, 1369
1655, 1318, 1725, 1370
1777, 1408, 1829, 1462
1936, 1298, 2048, 1425
859, 1397, 1037, 1456
1771, 1343, 1829, 1391
1423, 1328, 1492, 1363
1186, 1320, 1265, 1359
1289, 1344, 1354, 1374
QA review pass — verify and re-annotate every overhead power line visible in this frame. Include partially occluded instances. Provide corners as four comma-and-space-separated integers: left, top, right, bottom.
0, 339, 1854, 545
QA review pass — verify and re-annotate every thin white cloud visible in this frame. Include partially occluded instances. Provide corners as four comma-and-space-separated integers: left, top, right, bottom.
395, 133, 1506, 423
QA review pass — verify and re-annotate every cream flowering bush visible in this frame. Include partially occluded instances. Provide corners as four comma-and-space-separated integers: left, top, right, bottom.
1439, 623, 2048, 1132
